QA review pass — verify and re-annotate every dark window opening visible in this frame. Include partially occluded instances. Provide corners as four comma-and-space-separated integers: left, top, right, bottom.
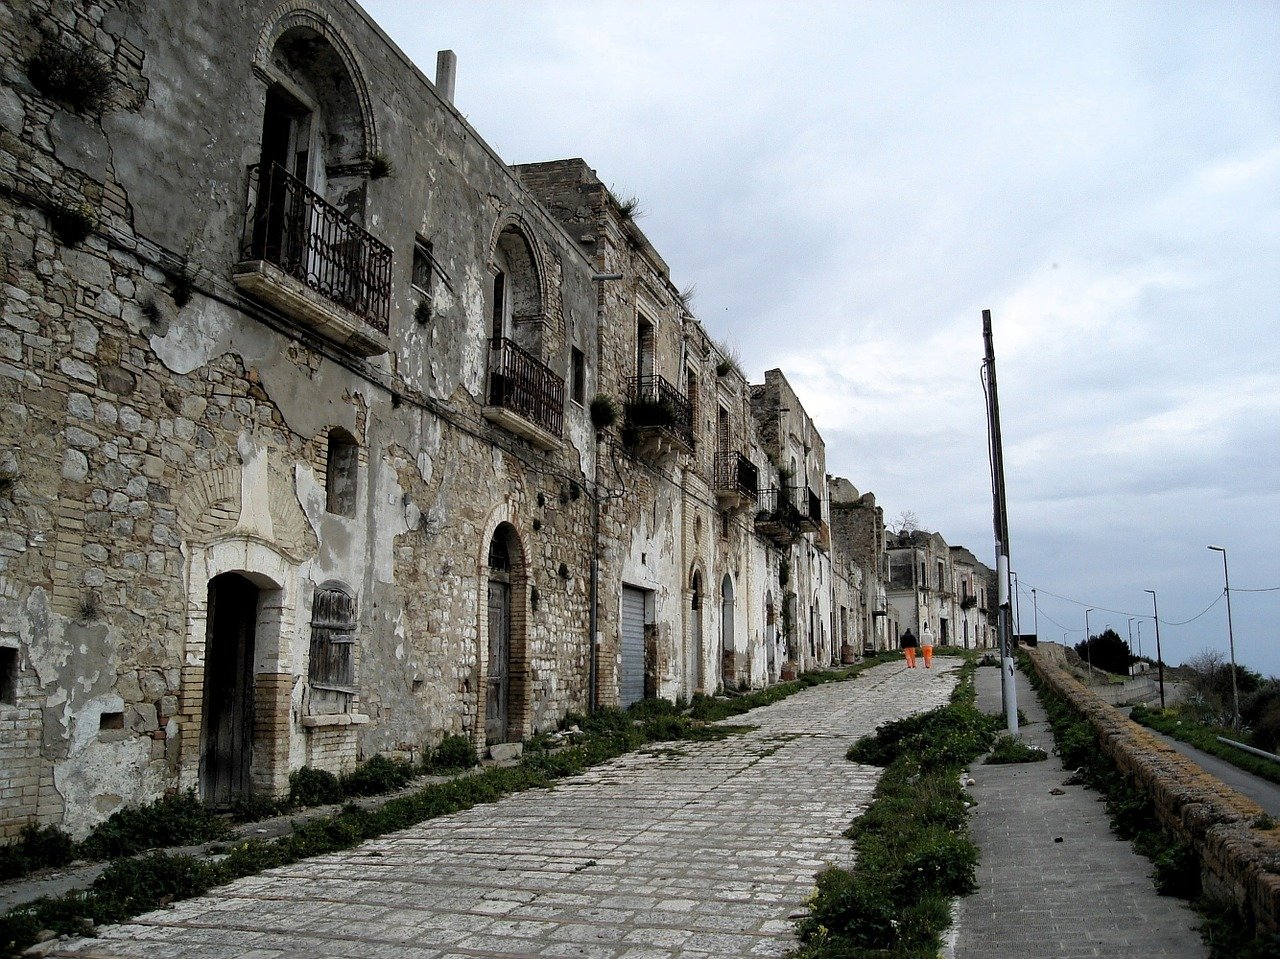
0, 647, 18, 705
325, 428, 358, 517
412, 238, 433, 294
491, 271, 506, 340
636, 317, 654, 380
571, 347, 586, 405
488, 535, 511, 572
310, 585, 357, 698
99, 711, 124, 731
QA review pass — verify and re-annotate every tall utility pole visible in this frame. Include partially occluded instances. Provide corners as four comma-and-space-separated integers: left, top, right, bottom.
1145, 589, 1165, 709
1208, 545, 1240, 728
1031, 587, 1039, 644
982, 310, 1018, 734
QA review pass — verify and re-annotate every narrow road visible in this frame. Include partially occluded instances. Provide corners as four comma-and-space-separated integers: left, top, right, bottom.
53, 661, 957, 959
1125, 718, 1280, 819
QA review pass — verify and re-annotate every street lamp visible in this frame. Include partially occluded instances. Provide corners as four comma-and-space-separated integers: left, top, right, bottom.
1136, 620, 1143, 660
1031, 587, 1039, 643
1207, 545, 1240, 727
1144, 589, 1165, 709
1084, 608, 1094, 677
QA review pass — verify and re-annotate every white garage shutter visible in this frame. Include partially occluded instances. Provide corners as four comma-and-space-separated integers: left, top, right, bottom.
620, 587, 647, 708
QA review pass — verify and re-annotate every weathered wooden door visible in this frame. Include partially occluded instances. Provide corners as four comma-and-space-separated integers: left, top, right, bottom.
486, 578, 510, 746
201, 573, 257, 805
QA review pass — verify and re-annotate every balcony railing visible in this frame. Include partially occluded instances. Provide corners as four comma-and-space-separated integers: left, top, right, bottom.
240, 162, 392, 335
486, 337, 564, 442
714, 451, 759, 501
626, 375, 694, 451
755, 487, 803, 545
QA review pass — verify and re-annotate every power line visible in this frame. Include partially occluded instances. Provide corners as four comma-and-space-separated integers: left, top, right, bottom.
1013, 579, 1226, 628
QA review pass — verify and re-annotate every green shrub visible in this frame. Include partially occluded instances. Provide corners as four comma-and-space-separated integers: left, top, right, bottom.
48, 203, 96, 247
0, 824, 75, 881
288, 766, 343, 807
894, 826, 979, 897
984, 734, 1048, 765
79, 792, 230, 860
429, 735, 478, 772
340, 755, 416, 797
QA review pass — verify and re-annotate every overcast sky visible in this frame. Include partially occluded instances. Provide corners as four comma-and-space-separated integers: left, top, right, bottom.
361, 0, 1280, 678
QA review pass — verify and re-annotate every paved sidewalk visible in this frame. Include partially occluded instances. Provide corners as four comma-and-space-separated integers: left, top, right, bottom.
952, 666, 1207, 959
52, 660, 957, 959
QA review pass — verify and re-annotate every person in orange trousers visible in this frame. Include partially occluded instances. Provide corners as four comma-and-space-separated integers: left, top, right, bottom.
921, 622, 935, 668
900, 627, 918, 667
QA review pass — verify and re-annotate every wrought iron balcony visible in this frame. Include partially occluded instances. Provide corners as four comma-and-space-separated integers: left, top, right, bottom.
234, 163, 392, 356
625, 375, 694, 455
754, 487, 803, 545
793, 486, 821, 533
484, 337, 564, 449
714, 451, 758, 509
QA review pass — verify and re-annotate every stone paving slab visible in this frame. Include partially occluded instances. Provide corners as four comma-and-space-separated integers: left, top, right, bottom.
952, 666, 1207, 959
50, 660, 957, 959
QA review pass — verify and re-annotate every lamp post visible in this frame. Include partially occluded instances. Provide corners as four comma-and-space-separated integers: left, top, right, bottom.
1207, 545, 1240, 728
1136, 620, 1143, 660
1127, 618, 1135, 676
1084, 608, 1094, 678
1031, 587, 1039, 644
1144, 589, 1165, 709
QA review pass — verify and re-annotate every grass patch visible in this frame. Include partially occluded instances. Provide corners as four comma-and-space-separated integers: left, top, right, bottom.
983, 734, 1048, 765
1130, 705, 1280, 786
794, 658, 994, 958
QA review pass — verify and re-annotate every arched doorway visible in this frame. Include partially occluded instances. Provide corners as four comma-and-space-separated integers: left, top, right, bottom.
485, 526, 518, 747
689, 571, 704, 698
720, 574, 735, 689
201, 573, 259, 805
765, 591, 777, 682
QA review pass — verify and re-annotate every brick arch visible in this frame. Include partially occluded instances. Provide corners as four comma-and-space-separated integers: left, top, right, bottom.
476, 503, 531, 750
253, 0, 378, 159
175, 466, 241, 543
487, 212, 549, 322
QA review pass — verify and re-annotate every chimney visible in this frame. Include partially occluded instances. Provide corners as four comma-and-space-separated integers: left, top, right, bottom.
435, 50, 456, 104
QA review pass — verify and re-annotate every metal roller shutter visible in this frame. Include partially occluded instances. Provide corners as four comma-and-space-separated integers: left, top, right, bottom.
620, 587, 647, 708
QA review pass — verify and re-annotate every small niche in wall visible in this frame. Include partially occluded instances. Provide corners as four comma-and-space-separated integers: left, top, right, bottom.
99, 711, 124, 731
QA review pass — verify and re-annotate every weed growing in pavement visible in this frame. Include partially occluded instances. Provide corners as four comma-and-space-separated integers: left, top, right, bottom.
983, 734, 1048, 765
794, 659, 992, 958
0, 826, 75, 882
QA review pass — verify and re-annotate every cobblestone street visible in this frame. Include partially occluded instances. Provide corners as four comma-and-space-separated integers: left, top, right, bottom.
52, 661, 955, 959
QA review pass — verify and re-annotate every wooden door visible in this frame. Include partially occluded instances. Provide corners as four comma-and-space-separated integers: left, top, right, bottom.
201, 574, 258, 805
486, 578, 510, 746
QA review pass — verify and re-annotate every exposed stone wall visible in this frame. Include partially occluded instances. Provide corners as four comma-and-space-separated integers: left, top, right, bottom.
1027, 649, 1280, 934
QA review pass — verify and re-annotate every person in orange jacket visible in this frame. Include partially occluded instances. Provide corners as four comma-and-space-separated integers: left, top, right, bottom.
900, 627, 918, 668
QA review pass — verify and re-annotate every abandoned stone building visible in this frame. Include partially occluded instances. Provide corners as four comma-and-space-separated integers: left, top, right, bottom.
0, 0, 884, 839
884, 530, 997, 649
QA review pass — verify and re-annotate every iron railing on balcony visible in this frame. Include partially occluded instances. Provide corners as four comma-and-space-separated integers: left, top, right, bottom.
626, 375, 694, 450
755, 486, 803, 539
241, 162, 392, 334
714, 451, 759, 500
487, 337, 565, 438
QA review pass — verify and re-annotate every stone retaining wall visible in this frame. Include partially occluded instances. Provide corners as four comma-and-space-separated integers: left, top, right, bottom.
1027, 648, 1280, 934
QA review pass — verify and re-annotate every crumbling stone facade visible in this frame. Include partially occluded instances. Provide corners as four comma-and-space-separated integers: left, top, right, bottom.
0, 0, 953, 840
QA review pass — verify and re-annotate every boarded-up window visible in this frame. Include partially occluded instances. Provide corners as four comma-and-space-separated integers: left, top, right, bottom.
309, 586, 356, 711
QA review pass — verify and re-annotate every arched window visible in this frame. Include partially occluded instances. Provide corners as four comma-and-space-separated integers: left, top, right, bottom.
491, 227, 544, 354
325, 428, 358, 516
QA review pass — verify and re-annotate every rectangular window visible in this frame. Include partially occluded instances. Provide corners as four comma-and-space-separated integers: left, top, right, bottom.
310, 587, 357, 704
0, 646, 17, 705
571, 347, 586, 405
411, 238, 433, 294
